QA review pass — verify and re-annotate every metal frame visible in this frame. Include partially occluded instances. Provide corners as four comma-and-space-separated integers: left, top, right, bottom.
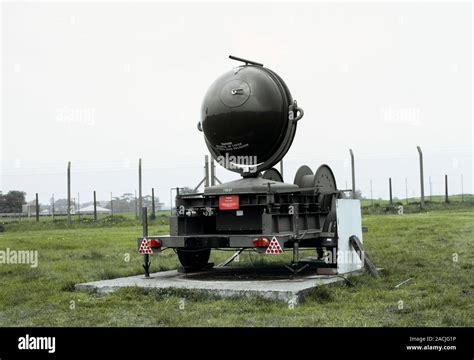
139, 183, 345, 275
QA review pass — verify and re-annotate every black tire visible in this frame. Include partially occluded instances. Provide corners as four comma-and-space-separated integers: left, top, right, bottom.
323, 211, 337, 233
176, 248, 211, 270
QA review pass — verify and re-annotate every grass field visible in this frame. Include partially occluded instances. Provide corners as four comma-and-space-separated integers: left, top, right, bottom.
360, 194, 474, 207
0, 205, 472, 326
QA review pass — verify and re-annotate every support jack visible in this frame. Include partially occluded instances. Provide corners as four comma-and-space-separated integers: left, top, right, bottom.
143, 254, 151, 278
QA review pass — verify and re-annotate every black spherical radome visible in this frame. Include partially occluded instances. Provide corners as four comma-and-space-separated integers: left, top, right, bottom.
200, 65, 295, 171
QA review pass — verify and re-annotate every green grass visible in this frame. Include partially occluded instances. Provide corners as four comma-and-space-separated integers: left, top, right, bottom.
360, 194, 474, 207
360, 196, 474, 215
0, 207, 472, 326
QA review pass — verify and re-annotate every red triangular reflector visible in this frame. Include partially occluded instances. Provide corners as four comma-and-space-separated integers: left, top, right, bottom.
139, 238, 153, 254
265, 236, 283, 254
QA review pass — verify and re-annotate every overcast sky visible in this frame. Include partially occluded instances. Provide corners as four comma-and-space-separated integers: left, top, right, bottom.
1, 1, 472, 206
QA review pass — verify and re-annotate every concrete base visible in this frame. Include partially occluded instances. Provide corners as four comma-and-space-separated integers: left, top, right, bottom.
75, 266, 360, 303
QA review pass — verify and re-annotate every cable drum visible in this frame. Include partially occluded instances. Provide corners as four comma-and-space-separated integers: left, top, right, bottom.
294, 164, 338, 195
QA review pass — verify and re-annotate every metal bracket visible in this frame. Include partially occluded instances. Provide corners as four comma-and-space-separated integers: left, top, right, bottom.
289, 100, 304, 122
349, 235, 379, 278
229, 55, 264, 67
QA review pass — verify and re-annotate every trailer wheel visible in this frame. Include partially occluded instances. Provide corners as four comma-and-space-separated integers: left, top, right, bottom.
176, 248, 211, 270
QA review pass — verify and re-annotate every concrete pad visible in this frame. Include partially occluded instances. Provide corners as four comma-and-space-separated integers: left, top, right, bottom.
75, 266, 360, 303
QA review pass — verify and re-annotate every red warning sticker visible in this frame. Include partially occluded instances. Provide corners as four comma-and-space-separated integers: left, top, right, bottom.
139, 238, 153, 254
265, 236, 283, 254
219, 195, 239, 210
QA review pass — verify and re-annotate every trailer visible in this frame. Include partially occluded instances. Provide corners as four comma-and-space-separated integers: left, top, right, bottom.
138, 56, 364, 276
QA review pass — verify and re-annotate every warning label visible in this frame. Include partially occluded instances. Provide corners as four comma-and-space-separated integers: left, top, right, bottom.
219, 195, 239, 210
216, 142, 249, 151
265, 236, 283, 254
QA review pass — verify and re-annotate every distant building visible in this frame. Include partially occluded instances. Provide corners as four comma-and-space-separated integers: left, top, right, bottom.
22, 201, 37, 217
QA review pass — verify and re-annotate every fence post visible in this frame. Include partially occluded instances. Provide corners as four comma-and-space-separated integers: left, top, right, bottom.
349, 149, 356, 199
67, 161, 72, 224
389, 178, 393, 205
151, 188, 156, 220
52, 194, 55, 221
210, 158, 216, 186
93, 190, 97, 222
445, 175, 449, 203
77, 192, 81, 220
134, 190, 138, 219
204, 155, 210, 188
35, 193, 39, 222
416, 146, 425, 209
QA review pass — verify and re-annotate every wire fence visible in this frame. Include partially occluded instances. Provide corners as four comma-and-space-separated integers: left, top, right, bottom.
0, 147, 472, 222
